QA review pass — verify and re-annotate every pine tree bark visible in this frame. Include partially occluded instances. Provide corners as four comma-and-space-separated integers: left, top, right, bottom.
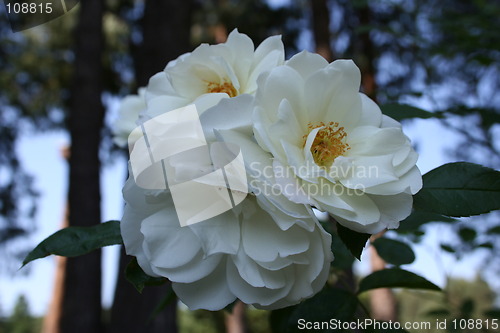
60, 0, 105, 332
108, 247, 177, 333
108, 1, 193, 332
310, 0, 334, 62
225, 301, 249, 333
369, 233, 397, 321
41, 148, 69, 333
355, 3, 398, 322
357, 4, 378, 100
134, 0, 193, 87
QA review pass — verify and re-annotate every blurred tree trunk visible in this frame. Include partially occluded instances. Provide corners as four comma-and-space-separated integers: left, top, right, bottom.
369, 234, 397, 321
355, 3, 398, 322
41, 249, 66, 333
41, 149, 69, 333
133, 0, 194, 87
225, 301, 249, 333
310, 0, 334, 62
108, 1, 193, 332
60, 0, 105, 332
356, 3, 377, 100
108, 247, 178, 333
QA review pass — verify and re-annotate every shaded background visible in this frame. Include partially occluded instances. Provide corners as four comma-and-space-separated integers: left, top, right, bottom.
0, 0, 499, 332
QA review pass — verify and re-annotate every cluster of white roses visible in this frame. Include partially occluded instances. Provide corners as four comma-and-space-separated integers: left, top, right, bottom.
113, 30, 422, 310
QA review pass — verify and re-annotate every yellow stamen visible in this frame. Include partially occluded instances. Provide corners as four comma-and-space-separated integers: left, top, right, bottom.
206, 80, 238, 97
304, 121, 350, 167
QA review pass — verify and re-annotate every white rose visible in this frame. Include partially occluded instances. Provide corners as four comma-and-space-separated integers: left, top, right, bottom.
143, 29, 285, 119
119, 33, 337, 311
120, 96, 333, 310
112, 87, 146, 148
113, 30, 284, 148
252, 51, 422, 234
121, 169, 332, 310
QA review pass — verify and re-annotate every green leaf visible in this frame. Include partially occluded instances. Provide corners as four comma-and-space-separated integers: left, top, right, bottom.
321, 222, 355, 269
458, 227, 477, 242
125, 258, 167, 293
440, 244, 455, 253
484, 309, 500, 319
413, 230, 425, 237
147, 285, 176, 322
358, 269, 441, 294
478, 242, 494, 249
413, 162, 500, 217
22, 220, 122, 267
325, 223, 354, 270
223, 300, 238, 314
372, 238, 415, 266
397, 211, 456, 232
380, 103, 442, 121
446, 106, 500, 130
487, 225, 500, 234
269, 305, 295, 333
270, 287, 359, 333
337, 222, 371, 260
460, 299, 475, 316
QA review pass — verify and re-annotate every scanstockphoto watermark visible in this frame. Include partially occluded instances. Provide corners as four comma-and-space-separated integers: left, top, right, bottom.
297, 318, 434, 331
297, 318, 500, 331
248, 161, 379, 197
248, 160, 380, 183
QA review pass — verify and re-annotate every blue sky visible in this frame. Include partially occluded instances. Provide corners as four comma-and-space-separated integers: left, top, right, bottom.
0, 131, 125, 316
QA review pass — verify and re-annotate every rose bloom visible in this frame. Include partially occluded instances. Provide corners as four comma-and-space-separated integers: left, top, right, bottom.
143, 29, 285, 120
115, 29, 284, 145
121, 173, 332, 310
121, 101, 333, 310
119, 34, 333, 310
252, 51, 422, 234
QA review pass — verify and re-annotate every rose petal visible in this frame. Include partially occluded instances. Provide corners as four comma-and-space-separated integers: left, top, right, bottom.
172, 259, 236, 310
242, 204, 310, 262
286, 51, 329, 80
